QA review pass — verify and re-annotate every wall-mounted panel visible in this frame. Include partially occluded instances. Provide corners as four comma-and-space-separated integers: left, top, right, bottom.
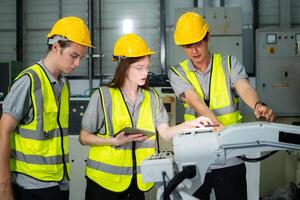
259, 0, 280, 26
165, 0, 193, 26
256, 28, 300, 116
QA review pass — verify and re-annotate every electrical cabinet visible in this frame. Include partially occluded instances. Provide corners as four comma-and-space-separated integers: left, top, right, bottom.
256, 29, 300, 116
69, 98, 90, 135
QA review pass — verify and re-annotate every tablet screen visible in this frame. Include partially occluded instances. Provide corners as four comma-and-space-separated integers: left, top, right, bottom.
122, 127, 156, 137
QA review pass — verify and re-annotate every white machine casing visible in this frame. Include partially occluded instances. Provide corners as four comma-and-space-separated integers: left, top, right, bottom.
141, 122, 300, 200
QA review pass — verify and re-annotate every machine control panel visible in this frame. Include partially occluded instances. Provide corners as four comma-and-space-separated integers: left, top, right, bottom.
256, 29, 300, 115
257, 29, 300, 57
141, 151, 175, 183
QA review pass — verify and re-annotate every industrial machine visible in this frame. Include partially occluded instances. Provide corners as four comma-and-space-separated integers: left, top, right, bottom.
141, 122, 300, 200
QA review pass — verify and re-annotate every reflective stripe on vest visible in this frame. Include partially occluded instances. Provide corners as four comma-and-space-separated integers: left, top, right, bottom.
86, 86, 158, 192
10, 64, 70, 182
171, 54, 242, 126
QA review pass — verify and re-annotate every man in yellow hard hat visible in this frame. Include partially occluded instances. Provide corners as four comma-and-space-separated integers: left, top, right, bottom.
168, 11, 275, 200
0, 16, 93, 200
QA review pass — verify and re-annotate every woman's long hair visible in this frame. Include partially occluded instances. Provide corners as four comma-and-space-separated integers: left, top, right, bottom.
108, 56, 149, 90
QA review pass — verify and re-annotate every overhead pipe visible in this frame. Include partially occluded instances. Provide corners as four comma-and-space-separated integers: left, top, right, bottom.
16, 0, 23, 62
160, 0, 166, 73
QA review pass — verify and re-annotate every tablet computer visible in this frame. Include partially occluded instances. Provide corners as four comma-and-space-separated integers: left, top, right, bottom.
121, 127, 156, 138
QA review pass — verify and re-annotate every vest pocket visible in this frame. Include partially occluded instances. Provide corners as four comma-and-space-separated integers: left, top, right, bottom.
94, 147, 127, 182
18, 146, 58, 174
217, 111, 242, 126
32, 163, 58, 174
59, 112, 69, 128
210, 92, 230, 109
43, 111, 59, 131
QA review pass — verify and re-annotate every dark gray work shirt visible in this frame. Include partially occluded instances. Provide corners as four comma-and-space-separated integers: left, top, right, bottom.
81, 87, 169, 135
3, 60, 69, 190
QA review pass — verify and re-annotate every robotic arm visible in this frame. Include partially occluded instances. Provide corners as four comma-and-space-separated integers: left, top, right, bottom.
141, 122, 300, 200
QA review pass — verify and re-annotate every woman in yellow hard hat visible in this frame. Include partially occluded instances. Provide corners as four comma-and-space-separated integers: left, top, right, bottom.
0, 16, 93, 200
79, 33, 212, 200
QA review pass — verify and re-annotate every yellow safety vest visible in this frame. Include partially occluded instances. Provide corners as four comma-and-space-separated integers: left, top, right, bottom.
171, 54, 242, 126
86, 86, 159, 192
10, 64, 70, 182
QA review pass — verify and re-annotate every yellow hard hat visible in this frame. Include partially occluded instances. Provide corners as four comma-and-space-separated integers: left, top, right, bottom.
47, 16, 94, 47
174, 12, 209, 45
113, 33, 155, 61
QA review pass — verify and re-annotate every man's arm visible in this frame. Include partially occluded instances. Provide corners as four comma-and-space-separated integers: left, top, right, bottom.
157, 116, 213, 141
180, 89, 224, 130
168, 68, 223, 130
235, 79, 275, 121
0, 113, 18, 200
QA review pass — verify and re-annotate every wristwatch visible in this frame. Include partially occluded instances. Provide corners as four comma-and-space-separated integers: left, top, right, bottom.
254, 101, 267, 110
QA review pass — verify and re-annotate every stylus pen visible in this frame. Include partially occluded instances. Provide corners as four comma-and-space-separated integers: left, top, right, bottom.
204, 124, 220, 127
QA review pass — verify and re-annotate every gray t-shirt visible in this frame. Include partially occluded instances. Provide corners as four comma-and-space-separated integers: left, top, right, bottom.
3, 60, 69, 190
168, 54, 248, 100
81, 87, 169, 134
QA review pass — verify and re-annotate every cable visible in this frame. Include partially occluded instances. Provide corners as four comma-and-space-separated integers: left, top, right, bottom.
237, 151, 278, 162
162, 171, 167, 194
163, 165, 196, 200
83, 87, 97, 97
156, 131, 160, 153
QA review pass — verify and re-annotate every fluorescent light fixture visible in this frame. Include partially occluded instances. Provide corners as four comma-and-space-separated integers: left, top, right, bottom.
123, 19, 133, 34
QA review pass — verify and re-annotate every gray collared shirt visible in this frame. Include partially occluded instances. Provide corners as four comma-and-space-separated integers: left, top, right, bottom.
3, 60, 65, 122
81, 87, 169, 135
168, 54, 248, 100
3, 60, 69, 190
